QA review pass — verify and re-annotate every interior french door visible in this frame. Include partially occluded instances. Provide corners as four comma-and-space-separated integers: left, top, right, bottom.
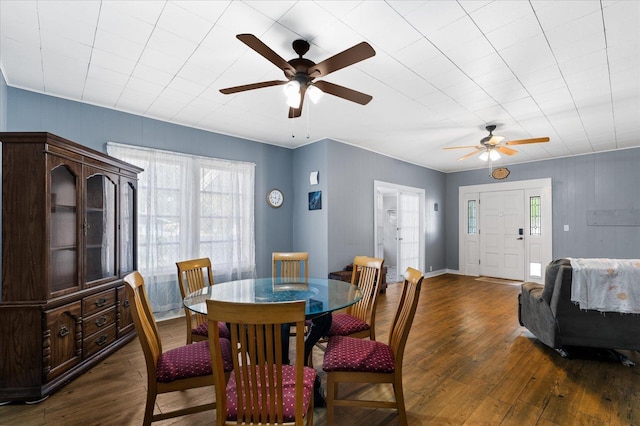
397, 192, 420, 276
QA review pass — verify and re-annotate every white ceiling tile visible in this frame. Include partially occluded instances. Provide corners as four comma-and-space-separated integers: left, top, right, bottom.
483, 78, 529, 104
98, 3, 156, 46
90, 49, 137, 76
484, 14, 543, 51
156, 2, 216, 43
37, 0, 100, 45
499, 34, 556, 74
426, 16, 484, 52
532, 0, 602, 29
603, 1, 640, 47
216, 1, 277, 35
468, 0, 533, 34
404, 1, 467, 34
132, 63, 174, 87
444, 37, 495, 66
341, 1, 422, 54
93, 29, 146, 61
392, 38, 441, 68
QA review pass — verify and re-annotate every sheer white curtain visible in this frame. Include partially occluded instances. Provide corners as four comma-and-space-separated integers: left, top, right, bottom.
107, 142, 256, 317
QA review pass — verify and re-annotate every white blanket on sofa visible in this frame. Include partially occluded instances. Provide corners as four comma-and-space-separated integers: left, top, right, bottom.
569, 258, 640, 314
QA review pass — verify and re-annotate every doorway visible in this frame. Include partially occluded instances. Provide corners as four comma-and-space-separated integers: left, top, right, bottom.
458, 178, 552, 283
374, 181, 425, 282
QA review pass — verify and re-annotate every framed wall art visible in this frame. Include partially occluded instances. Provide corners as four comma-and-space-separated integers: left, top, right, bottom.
308, 191, 322, 210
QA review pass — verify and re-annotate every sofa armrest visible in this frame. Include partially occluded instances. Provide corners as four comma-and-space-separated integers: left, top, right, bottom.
519, 281, 560, 348
522, 282, 545, 301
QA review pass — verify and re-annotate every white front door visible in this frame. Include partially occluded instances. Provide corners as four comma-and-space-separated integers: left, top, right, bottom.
479, 190, 525, 280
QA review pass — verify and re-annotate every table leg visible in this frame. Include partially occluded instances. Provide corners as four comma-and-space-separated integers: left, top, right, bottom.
305, 314, 332, 408
304, 314, 332, 366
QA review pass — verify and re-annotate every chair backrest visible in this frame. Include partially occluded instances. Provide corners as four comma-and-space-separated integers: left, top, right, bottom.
124, 271, 162, 371
176, 258, 214, 332
347, 256, 384, 324
272, 252, 309, 281
207, 299, 308, 425
388, 267, 423, 368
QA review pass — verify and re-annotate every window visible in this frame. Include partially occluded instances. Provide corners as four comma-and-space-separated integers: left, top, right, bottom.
530, 196, 541, 236
107, 142, 255, 315
467, 200, 477, 234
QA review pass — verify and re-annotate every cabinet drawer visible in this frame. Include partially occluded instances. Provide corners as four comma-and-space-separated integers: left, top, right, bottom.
83, 324, 116, 358
83, 288, 116, 317
83, 306, 116, 337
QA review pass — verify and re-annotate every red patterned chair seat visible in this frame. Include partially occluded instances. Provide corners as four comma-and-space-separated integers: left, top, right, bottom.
322, 335, 395, 373
225, 364, 316, 422
192, 321, 231, 339
156, 338, 233, 383
328, 313, 370, 336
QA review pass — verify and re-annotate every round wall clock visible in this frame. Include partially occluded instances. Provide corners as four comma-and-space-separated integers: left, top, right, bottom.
492, 167, 510, 180
267, 188, 284, 208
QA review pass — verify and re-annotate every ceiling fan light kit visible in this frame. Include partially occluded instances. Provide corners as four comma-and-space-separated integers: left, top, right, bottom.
220, 34, 375, 118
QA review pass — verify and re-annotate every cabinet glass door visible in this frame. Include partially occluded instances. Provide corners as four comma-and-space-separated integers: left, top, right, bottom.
85, 172, 117, 284
120, 179, 137, 275
50, 164, 80, 294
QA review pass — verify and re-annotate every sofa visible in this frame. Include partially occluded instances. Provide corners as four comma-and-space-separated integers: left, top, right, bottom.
518, 258, 640, 354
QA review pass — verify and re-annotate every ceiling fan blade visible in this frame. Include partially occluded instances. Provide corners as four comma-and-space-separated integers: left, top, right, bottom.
288, 86, 307, 119
236, 34, 295, 76
308, 42, 375, 77
220, 80, 288, 94
505, 137, 550, 145
458, 149, 483, 161
496, 146, 518, 156
313, 80, 372, 105
443, 145, 483, 150
487, 135, 504, 145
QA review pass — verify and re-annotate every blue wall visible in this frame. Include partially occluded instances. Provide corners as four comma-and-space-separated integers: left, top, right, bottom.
445, 148, 640, 270
326, 140, 446, 273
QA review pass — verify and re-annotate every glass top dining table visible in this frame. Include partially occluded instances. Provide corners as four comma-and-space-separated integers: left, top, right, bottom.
183, 277, 362, 319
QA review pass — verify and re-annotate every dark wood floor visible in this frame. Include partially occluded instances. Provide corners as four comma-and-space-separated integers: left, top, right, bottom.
2, 273, 639, 425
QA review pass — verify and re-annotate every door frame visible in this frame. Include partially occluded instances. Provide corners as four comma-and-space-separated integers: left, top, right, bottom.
458, 178, 552, 283
374, 181, 425, 276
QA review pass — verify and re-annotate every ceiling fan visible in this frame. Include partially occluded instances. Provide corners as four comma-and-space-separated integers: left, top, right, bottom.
219, 34, 376, 118
443, 125, 550, 161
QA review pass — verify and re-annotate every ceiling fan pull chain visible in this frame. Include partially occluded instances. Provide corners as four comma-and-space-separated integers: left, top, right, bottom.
291, 113, 296, 140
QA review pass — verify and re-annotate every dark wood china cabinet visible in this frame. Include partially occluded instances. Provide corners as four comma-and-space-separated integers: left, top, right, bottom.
0, 132, 142, 402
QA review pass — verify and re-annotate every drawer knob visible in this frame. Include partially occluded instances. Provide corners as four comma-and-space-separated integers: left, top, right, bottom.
95, 315, 108, 327
123, 299, 130, 308
59, 324, 70, 337
95, 335, 108, 346
94, 297, 107, 307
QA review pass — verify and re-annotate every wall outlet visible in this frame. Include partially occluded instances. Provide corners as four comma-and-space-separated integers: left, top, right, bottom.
429, 266, 433, 272
564, 224, 569, 231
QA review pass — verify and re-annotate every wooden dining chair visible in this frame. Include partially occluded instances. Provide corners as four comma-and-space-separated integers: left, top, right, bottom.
124, 271, 233, 426
272, 252, 309, 281
325, 256, 384, 341
176, 257, 229, 344
207, 298, 316, 425
322, 267, 424, 425
272, 252, 311, 340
